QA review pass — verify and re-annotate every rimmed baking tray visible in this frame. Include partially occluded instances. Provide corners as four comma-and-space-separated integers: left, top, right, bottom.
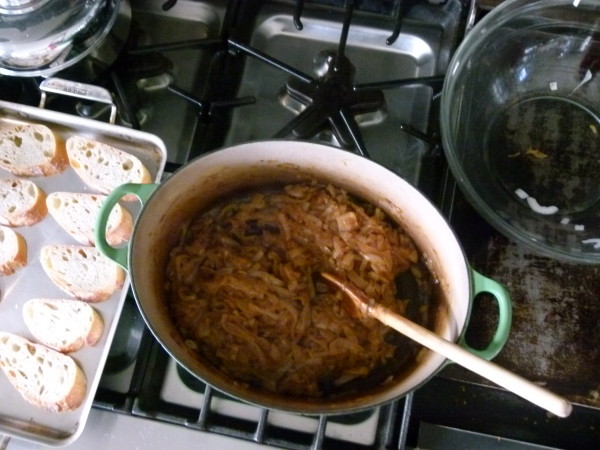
0, 85, 167, 446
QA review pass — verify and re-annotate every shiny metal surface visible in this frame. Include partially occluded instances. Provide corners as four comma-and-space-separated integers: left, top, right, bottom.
114, 0, 223, 164
225, 1, 463, 184
39, 77, 117, 123
0, 0, 123, 76
0, 97, 166, 446
0, 0, 51, 14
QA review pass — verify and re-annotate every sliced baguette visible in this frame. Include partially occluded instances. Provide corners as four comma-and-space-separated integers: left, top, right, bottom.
47, 192, 133, 246
0, 225, 27, 276
22, 299, 104, 353
0, 178, 47, 226
40, 244, 125, 302
66, 135, 151, 200
0, 332, 87, 412
0, 123, 67, 176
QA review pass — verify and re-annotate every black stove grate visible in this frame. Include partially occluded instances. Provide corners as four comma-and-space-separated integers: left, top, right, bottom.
94, 311, 600, 450
125, 0, 446, 158
94, 312, 412, 450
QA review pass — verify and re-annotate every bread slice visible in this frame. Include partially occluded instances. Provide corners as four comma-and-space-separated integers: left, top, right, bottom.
0, 225, 27, 276
22, 299, 104, 353
0, 123, 67, 176
0, 178, 47, 226
47, 192, 133, 246
66, 135, 151, 200
0, 332, 87, 412
40, 244, 125, 302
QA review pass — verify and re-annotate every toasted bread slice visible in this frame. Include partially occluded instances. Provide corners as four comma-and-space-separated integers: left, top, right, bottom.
40, 244, 125, 302
0, 123, 67, 176
0, 332, 87, 412
22, 299, 104, 353
0, 225, 27, 276
0, 178, 47, 226
66, 136, 151, 200
47, 192, 133, 246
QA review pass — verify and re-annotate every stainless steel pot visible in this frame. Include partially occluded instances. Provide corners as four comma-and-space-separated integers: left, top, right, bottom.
0, 0, 130, 78
96, 141, 512, 414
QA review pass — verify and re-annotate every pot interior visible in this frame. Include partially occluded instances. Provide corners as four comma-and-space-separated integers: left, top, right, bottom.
129, 141, 471, 413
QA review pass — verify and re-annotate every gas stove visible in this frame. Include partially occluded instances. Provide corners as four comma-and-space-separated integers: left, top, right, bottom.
3, 0, 600, 448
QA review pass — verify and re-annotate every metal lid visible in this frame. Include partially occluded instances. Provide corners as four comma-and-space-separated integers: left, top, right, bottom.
0, 0, 121, 76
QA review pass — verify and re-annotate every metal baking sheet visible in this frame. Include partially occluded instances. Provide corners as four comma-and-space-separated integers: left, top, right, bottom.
0, 99, 167, 446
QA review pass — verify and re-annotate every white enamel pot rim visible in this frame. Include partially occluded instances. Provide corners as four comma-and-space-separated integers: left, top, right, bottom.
96, 140, 511, 414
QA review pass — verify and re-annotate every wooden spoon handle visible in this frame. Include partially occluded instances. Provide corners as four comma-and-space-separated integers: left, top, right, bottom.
370, 303, 572, 418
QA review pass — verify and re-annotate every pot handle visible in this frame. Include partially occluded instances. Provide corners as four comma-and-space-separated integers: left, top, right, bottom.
95, 183, 158, 270
459, 269, 512, 360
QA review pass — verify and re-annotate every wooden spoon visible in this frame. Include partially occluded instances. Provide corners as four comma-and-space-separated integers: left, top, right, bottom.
321, 272, 573, 418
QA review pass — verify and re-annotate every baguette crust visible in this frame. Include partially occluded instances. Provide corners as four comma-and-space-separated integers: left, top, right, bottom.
0, 225, 27, 275
23, 299, 104, 353
41, 245, 125, 302
46, 192, 133, 246
66, 136, 151, 200
0, 123, 67, 177
0, 332, 87, 412
0, 178, 48, 226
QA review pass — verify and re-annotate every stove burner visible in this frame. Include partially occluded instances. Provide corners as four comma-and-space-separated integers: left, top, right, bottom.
278, 50, 384, 156
227, 0, 446, 157
125, 0, 443, 159
227, 0, 381, 156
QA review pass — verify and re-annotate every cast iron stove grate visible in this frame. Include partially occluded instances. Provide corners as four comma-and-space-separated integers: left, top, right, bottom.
131, 0, 445, 158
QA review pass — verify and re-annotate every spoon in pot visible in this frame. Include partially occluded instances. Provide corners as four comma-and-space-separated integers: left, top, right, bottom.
321, 272, 573, 418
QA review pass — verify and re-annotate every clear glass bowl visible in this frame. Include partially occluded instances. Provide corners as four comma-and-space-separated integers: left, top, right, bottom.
441, 0, 600, 263
0, 0, 124, 76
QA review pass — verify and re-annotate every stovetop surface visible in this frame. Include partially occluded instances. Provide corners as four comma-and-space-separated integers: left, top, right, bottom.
2, 0, 599, 449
